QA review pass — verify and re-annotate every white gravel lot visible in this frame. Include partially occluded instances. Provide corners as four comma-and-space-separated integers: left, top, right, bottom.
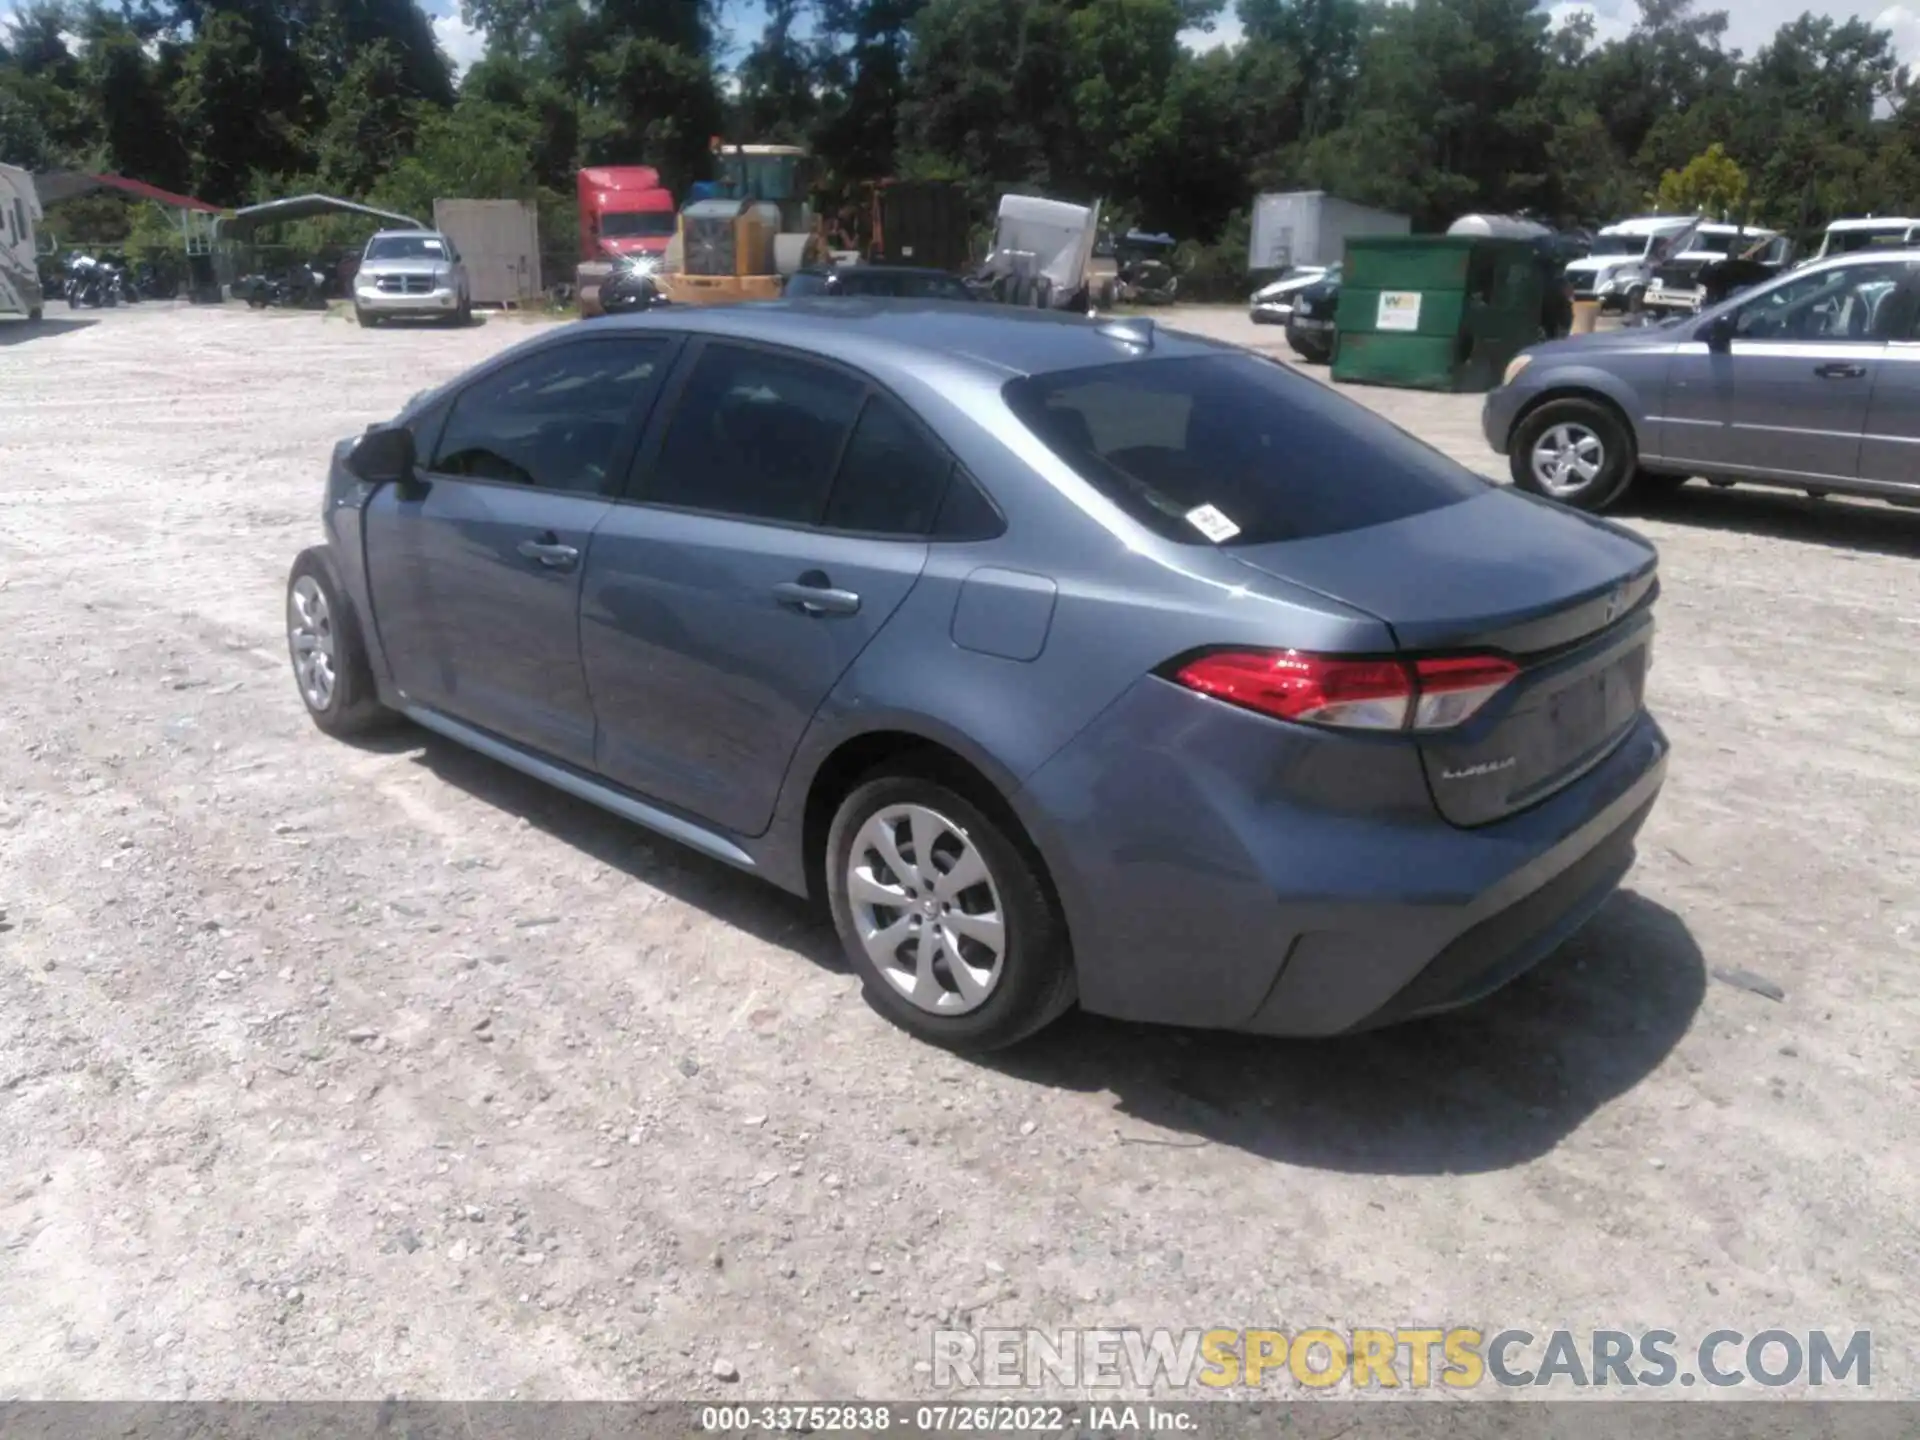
1, 302, 1916, 1402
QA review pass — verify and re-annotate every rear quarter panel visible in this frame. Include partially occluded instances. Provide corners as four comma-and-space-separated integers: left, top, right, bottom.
759, 358, 1397, 893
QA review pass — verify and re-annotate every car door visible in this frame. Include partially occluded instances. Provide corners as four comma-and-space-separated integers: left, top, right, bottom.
362, 333, 678, 768
1859, 265, 1920, 494
1660, 259, 1910, 482
580, 339, 968, 837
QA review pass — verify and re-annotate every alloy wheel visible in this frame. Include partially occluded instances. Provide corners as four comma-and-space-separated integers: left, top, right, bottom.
288, 575, 337, 712
846, 803, 1007, 1015
1530, 422, 1606, 497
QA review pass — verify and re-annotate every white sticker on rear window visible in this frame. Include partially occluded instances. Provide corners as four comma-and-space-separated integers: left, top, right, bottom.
1185, 504, 1241, 543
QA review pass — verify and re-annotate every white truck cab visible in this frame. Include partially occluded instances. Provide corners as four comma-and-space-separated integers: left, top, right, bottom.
1560, 215, 1701, 311
0, 163, 48, 322
1808, 216, 1920, 263
1641, 222, 1790, 318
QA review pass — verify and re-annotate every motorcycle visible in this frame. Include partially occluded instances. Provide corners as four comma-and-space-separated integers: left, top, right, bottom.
239, 257, 330, 310
64, 253, 121, 309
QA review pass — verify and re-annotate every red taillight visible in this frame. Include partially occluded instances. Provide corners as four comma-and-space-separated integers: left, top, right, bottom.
1171, 649, 1518, 732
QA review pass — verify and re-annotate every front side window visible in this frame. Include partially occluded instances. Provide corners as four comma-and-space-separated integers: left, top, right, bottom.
1004, 353, 1485, 547
430, 338, 669, 494
645, 343, 865, 524
1733, 261, 1912, 343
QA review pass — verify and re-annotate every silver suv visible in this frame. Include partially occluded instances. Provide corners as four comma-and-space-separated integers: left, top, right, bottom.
1483, 251, 1920, 512
352, 229, 470, 327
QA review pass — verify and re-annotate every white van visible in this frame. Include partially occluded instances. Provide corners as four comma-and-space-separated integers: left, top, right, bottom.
1560, 215, 1700, 311
0, 162, 47, 322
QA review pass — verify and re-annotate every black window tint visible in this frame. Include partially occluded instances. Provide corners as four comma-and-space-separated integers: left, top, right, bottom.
647, 343, 864, 524
784, 271, 832, 297
430, 338, 666, 494
933, 468, 1003, 540
1734, 261, 1912, 343
1002, 353, 1485, 546
822, 393, 952, 534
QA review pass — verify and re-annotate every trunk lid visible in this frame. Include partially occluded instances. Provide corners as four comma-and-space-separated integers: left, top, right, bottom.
1224, 489, 1658, 826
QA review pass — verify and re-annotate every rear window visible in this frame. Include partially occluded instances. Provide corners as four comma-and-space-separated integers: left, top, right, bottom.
1002, 353, 1487, 546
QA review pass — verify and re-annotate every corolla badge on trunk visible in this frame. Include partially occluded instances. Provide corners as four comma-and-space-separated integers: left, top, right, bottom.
1439, 756, 1519, 781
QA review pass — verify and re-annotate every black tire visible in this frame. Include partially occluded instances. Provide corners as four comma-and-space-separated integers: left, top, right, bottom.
1289, 335, 1332, 365
355, 306, 378, 328
1508, 397, 1636, 513
826, 770, 1075, 1052
286, 546, 394, 739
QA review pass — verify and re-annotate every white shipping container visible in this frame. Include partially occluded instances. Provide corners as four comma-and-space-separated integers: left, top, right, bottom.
433, 198, 542, 306
1248, 191, 1410, 273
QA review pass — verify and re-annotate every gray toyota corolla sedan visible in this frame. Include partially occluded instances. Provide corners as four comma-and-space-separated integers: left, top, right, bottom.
286, 302, 1668, 1051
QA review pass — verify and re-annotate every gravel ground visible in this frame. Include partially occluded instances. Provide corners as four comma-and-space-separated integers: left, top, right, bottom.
1, 302, 1917, 1403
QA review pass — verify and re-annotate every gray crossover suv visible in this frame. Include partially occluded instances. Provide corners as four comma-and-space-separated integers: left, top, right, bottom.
1485, 250, 1920, 512
287, 303, 1667, 1050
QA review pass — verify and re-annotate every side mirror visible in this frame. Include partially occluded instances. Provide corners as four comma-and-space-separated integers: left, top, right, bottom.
1701, 312, 1736, 354
347, 424, 416, 486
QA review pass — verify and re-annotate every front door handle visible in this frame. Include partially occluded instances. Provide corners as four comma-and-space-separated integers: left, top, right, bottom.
772, 574, 861, 617
1814, 362, 1868, 379
517, 534, 579, 570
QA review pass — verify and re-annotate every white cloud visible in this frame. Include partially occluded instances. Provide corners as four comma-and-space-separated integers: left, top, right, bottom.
1179, 1, 1919, 65
432, 11, 486, 77
1180, 14, 1243, 53
1546, 2, 1633, 48
1876, 3, 1920, 68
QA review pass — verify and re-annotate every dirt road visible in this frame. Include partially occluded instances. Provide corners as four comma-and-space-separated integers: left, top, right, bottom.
1, 304, 1916, 1401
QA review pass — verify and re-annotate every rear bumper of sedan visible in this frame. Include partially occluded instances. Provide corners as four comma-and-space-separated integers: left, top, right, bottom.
1016, 679, 1669, 1037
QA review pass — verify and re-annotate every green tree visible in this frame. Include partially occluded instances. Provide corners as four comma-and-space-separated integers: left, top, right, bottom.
1653, 141, 1747, 215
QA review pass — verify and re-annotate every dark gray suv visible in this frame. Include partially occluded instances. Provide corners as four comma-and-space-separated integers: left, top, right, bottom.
1484, 251, 1920, 512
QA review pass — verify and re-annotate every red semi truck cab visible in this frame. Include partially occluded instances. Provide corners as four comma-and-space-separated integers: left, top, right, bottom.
577, 166, 677, 261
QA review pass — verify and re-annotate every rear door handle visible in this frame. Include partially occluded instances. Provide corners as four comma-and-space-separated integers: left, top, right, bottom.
772, 575, 861, 617
517, 534, 579, 570
1814, 362, 1868, 379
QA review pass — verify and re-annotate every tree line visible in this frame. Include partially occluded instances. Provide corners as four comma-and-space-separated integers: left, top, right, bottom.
2, 0, 1916, 281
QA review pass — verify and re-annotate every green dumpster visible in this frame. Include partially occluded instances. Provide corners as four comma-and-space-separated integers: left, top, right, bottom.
1330, 235, 1545, 392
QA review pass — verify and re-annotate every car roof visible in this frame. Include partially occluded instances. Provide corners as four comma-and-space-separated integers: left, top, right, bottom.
1826, 217, 1920, 231
584, 300, 1232, 381
798, 265, 959, 279
1600, 216, 1700, 236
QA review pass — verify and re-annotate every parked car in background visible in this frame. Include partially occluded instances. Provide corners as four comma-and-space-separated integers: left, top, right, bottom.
783, 264, 976, 301
287, 303, 1667, 1051
353, 229, 471, 327
1249, 264, 1331, 325
1484, 250, 1919, 512
1284, 269, 1342, 363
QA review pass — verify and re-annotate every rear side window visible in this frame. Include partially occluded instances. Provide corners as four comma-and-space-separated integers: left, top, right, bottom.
646, 342, 865, 524
822, 393, 953, 534
430, 337, 669, 494
1002, 353, 1486, 546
